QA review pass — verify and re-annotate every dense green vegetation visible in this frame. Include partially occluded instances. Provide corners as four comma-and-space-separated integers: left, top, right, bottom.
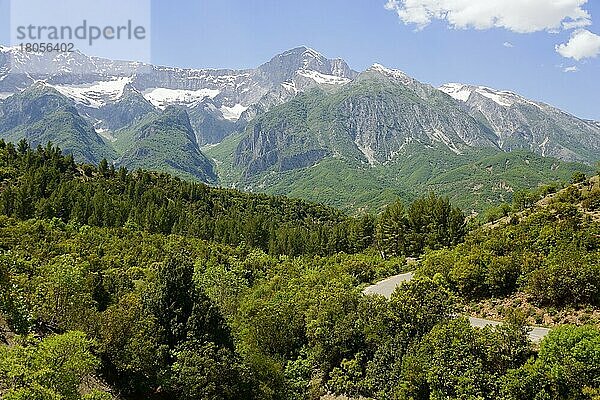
114, 107, 217, 183
0, 139, 354, 257
1, 141, 599, 399
209, 134, 591, 214
0, 85, 116, 164
419, 175, 600, 308
0, 140, 467, 258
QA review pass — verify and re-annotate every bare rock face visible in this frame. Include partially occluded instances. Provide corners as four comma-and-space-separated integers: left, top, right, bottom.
233, 65, 499, 177
440, 83, 600, 164
0, 46, 357, 144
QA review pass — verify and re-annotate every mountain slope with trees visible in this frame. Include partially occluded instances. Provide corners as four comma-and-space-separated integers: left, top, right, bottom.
419, 172, 600, 325
0, 142, 599, 399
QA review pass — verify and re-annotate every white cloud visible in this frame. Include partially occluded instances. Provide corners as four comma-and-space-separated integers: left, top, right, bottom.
384, 0, 591, 33
556, 29, 600, 60
562, 19, 592, 30
503, 42, 514, 48
563, 66, 579, 72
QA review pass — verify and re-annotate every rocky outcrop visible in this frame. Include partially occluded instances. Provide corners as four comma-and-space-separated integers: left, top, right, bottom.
440, 83, 600, 164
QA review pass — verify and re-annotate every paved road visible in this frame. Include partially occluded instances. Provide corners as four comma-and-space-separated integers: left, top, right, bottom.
363, 272, 551, 342
362, 272, 414, 298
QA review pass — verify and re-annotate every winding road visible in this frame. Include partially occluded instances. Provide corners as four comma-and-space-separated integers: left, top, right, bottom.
363, 272, 551, 342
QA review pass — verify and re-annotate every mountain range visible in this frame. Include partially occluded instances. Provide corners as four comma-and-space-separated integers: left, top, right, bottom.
0, 45, 598, 212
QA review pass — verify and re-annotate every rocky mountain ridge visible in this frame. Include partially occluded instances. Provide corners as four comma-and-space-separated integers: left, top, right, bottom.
439, 83, 600, 163
0, 45, 356, 142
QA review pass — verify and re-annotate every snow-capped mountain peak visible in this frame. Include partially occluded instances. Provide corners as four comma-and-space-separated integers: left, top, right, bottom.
51, 77, 133, 108
367, 63, 413, 85
438, 83, 473, 102
439, 83, 545, 110
259, 46, 357, 82
300, 46, 326, 64
437, 82, 600, 163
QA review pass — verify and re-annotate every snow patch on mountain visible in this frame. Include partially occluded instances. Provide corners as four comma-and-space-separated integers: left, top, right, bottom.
439, 83, 545, 110
297, 69, 351, 85
476, 87, 513, 107
281, 81, 298, 94
220, 104, 248, 121
439, 83, 472, 102
143, 88, 220, 109
368, 63, 413, 84
52, 77, 132, 108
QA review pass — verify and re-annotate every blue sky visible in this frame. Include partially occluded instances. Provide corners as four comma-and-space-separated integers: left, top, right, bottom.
1, 0, 599, 120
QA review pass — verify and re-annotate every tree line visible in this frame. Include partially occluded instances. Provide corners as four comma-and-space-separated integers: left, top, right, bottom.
0, 140, 466, 258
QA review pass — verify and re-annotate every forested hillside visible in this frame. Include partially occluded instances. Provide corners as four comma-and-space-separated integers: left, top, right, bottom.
1, 141, 599, 400
0, 139, 466, 258
419, 173, 600, 325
